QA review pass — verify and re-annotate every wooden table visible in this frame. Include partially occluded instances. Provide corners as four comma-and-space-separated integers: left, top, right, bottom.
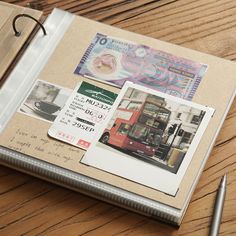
1, 0, 236, 235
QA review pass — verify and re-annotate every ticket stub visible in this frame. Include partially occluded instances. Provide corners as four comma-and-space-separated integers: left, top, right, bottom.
74, 33, 208, 100
48, 81, 117, 150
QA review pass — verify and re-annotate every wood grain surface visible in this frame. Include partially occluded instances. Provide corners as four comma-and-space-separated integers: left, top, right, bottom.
0, 1, 41, 84
0, 0, 236, 235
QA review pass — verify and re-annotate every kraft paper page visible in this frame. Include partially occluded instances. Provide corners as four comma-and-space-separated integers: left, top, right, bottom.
0, 14, 235, 209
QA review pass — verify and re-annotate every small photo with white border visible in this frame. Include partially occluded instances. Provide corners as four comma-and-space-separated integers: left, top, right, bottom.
18, 80, 72, 123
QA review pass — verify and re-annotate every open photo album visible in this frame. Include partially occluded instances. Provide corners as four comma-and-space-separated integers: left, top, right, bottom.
0, 3, 235, 225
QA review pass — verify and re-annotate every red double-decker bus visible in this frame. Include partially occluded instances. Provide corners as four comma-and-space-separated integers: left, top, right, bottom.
99, 97, 171, 157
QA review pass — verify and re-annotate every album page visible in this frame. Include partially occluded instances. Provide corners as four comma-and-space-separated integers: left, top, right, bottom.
0, 13, 235, 209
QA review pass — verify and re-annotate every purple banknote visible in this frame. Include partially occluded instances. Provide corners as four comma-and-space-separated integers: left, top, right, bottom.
75, 33, 207, 100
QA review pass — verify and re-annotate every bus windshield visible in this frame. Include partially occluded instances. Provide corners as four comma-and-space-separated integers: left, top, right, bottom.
128, 123, 162, 146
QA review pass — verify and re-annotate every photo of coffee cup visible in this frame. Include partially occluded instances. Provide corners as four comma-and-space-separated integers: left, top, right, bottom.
34, 101, 61, 114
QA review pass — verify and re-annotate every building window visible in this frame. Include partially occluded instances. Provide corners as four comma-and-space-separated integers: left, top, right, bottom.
191, 115, 200, 125
177, 112, 182, 118
181, 132, 192, 144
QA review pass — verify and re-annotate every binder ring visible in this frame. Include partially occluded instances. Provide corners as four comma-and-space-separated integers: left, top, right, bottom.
12, 14, 47, 37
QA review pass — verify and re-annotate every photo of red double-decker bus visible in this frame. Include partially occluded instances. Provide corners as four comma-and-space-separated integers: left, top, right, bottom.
100, 92, 171, 157
98, 86, 206, 174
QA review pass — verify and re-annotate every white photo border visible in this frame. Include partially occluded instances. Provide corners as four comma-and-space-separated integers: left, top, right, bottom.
81, 82, 214, 196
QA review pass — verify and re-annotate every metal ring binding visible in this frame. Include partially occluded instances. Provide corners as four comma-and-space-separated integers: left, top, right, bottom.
12, 13, 47, 37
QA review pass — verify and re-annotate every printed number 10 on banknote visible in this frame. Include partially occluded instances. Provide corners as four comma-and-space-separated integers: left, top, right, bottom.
74, 33, 207, 100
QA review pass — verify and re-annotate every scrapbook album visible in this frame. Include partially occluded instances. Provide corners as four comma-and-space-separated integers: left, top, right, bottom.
0, 2, 235, 225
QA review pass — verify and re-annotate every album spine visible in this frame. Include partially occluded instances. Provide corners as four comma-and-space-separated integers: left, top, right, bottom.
0, 146, 182, 225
